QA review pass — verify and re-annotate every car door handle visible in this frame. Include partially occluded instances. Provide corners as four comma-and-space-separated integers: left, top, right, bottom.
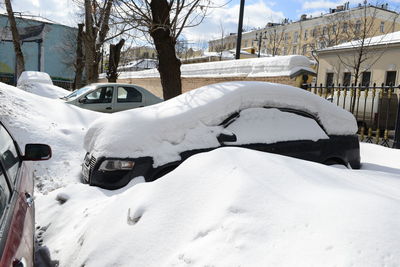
106, 107, 112, 110
25, 193, 33, 207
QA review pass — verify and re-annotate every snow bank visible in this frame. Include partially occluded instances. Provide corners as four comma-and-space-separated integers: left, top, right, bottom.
36, 146, 400, 267
18, 82, 71, 99
16, 71, 70, 99
0, 82, 104, 192
115, 55, 315, 79
84, 81, 357, 166
17, 71, 53, 86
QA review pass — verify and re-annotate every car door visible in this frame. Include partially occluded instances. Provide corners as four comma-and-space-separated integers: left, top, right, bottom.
0, 124, 34, 267
113, 85, 145, 112
222, 107, 330, 162
79, 86, 115, 113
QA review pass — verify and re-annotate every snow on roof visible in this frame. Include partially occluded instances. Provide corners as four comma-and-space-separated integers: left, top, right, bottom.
319, 31, 400, 52
84, 81, 357, 166
117, 55, 316, 79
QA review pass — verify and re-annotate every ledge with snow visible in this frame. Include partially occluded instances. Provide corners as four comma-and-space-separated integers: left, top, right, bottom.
99, 56, 317, 98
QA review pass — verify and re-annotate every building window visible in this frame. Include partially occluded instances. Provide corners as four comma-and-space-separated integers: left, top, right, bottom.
304, 29, 308, 40
284, 33, 289, 44
293, 31, 299, 43
380, 21, 385, 33
342, 22, 348, 33
361, 72, 371, 86
326, 73, 334, 86
302, 44, 307, 55
292, 46, 297, 54
322, 26, 327, 35
385, 71, 396, 86
343, 72, 351, 86
318, 41, 326, 49
283, 47, 287, 55
332, 24, 337, 33
355, 20, 361, 33
312, 28, 317, 37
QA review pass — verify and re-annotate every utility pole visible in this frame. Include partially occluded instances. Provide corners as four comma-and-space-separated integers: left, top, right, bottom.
235, 0, 245, 60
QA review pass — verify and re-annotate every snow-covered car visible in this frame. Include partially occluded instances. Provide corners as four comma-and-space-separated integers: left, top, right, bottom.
82, 81, 361, 189
62, 83, 162, 113
0, 121, 51, 266
17, 71, 70, 99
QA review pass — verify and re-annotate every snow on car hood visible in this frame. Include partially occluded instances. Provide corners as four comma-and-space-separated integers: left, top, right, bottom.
84, 81, 357, 166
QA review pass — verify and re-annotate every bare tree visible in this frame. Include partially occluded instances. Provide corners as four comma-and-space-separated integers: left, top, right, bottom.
329, 4, 399, 111
214, 21, 227, 60
4, 0, 25, 79
74, 24, 85, 89
115, 0, 211, 100
266, 27, 286, 56
106, 38, 125, 82
80, 0, 114, 83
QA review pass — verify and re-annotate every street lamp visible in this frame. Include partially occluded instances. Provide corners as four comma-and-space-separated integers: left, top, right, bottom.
253, 32, 267, 58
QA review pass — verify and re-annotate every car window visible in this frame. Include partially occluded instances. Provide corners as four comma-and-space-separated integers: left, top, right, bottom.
225, 108, 329, 145
84, 87, 113, 104
64, 85, 94, 99
0, 125, 20, 184
0, 167, 11, 219
117, 86, 142, 103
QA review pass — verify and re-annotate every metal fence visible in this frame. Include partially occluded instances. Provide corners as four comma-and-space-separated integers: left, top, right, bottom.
307, 83, 400, 149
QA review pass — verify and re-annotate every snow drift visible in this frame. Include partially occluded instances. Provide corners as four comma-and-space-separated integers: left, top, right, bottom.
36, 147, 400, 267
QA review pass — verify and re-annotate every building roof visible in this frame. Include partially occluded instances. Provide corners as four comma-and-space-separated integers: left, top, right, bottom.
0, 13, 70, 27
318, 31, 400, 52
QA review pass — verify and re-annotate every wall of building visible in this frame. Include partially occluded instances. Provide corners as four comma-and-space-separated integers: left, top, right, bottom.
317, 44, 400, 85
99, 76, 299, 98
0, 15, 77, 83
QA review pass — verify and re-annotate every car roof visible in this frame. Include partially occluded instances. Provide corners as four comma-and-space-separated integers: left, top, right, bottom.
84, 81, 357, 162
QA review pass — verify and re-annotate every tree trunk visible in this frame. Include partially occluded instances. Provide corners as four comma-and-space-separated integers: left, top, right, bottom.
106, 39, 125, 83
150, 0, 182, 100
5, 0, 25, 81
73, 24, 85, 89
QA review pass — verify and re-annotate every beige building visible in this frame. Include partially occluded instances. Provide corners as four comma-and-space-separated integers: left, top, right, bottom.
316, 31, 400, 86
209, 4, 400, 59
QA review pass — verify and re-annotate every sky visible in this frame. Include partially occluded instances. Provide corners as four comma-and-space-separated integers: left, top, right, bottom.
1, 0, 400, 48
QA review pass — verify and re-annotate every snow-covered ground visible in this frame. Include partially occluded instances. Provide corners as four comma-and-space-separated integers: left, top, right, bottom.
1, 81, 400, 267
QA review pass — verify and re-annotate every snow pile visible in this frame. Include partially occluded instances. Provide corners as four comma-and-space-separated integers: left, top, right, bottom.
18, 83, 71, 99
84, 81, 357, 166
36, 146, 400, 267
16, 71, 70, 99
0, 82, 103, 192
116, 55, 316, 79
17, 71, 53, 86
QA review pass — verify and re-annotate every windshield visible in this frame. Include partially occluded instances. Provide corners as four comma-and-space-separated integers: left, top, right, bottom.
63, 85, 94, 99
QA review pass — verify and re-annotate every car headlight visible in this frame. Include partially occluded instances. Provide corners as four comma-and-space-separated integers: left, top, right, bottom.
98, 160, 135, 171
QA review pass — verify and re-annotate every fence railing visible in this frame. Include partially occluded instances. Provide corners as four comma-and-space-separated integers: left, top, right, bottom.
307, 83, 400, 149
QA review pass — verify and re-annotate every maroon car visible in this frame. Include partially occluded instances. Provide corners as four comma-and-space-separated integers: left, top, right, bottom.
0, 122, 51, 267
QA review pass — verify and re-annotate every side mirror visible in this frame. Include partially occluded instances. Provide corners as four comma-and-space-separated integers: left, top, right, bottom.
23, 144, 52, 161
78, 98, 86, 104
217, 133, 237, 144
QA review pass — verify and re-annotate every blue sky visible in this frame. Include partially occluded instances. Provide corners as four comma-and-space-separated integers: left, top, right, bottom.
1, 0, 400, 47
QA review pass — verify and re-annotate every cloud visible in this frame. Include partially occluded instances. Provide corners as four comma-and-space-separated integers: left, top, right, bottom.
1, 0, 79, 26
301, 0, 340, 10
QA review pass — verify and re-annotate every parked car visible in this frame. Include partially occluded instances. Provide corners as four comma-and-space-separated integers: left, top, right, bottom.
62, 83, 162, 113
0, 121, 51, 267
82, 81, 361, 190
